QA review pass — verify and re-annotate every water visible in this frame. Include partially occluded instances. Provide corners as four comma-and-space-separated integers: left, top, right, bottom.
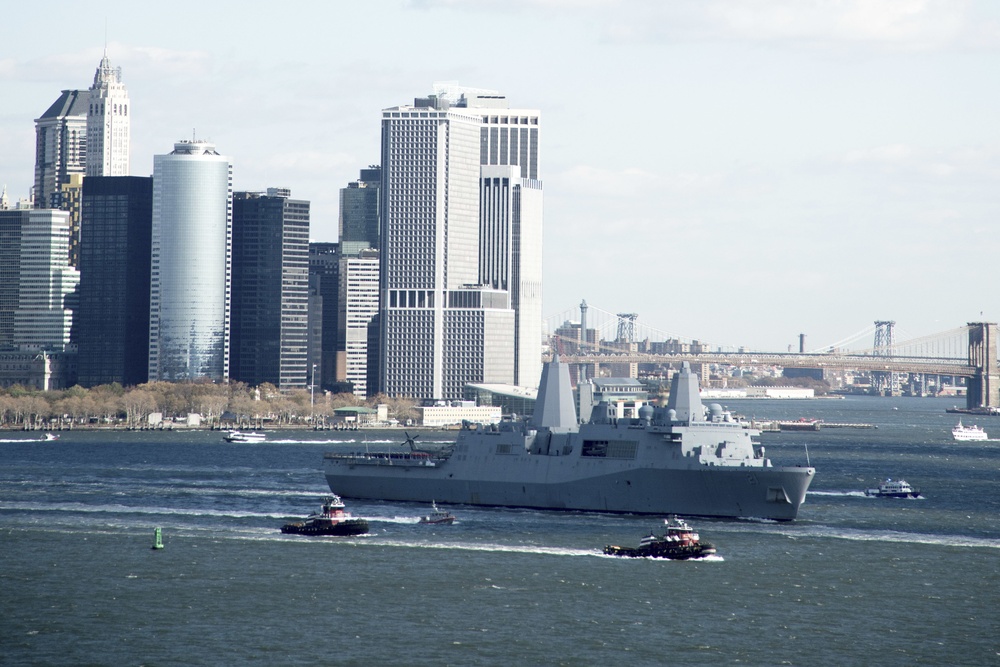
2, 396, 999, 666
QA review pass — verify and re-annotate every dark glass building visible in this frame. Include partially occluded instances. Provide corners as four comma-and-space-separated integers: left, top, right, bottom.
76, 176, 153, 387
231, 189, 310, 389
308, 242, 339, 391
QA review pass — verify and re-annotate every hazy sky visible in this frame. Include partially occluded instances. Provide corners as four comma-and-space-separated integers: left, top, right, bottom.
2, 0, 998, 352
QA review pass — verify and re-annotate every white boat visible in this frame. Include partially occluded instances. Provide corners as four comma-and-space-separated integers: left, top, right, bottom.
952, 420, 988, 442
418, 501, 455, 525
865, 478, 921, 498
223, 430, 266, 443
40, 432, 59, 441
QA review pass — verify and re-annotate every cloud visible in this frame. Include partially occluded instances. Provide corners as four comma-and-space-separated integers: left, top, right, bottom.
401, 1, 998, 54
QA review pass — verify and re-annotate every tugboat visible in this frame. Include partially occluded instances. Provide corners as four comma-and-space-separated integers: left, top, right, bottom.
604, 516, 717, 560
417, 501, 455, 525
865, 478, 922, 498
280, 495, 369, 536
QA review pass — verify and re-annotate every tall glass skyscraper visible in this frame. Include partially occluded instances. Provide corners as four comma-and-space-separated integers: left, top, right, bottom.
76, 176, 152, 387
148, 141, 232, 382
231, 189, 310, 390
0, 209, 79, 350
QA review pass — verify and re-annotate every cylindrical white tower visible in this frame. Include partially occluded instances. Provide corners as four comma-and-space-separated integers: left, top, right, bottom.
148, 140, 232, 382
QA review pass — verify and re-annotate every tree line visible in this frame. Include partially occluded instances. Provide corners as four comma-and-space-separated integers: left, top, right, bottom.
0, 381, 420, 429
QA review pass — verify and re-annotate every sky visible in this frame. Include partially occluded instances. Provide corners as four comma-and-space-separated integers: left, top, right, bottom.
2, 0, 998, 353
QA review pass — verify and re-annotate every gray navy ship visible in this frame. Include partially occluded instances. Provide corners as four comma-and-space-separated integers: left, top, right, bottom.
323, 358, 816, 521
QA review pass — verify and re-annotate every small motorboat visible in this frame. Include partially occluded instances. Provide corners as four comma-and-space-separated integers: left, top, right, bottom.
281, 495, 369, 536
418, 501, 455, 525
865, 478, 922, 498
40, 432, 59, 441
223, 430, 266, 443
604, 516, 717, 560
952, 420, 988, 442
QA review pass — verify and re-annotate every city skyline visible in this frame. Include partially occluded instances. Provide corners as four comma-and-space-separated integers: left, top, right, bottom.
2, 1, 999, 352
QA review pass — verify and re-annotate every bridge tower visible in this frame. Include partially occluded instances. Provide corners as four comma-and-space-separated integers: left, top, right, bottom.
872, 320, 901, 396
966, 322, 999, 409
616, 313, 637, 343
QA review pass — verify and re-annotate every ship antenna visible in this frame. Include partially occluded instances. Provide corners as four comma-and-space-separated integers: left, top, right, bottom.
805, 443, 810, 467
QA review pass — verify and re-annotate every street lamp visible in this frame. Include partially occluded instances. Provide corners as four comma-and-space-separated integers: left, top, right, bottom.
310, 364, 317, 424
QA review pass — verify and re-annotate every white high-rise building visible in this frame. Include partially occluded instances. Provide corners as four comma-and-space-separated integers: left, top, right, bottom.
338, 250, 380, 398
10, 210, 79, 350
86, 52, 130, 177
480, 165, 543, 387
377, 86, 542, 400
148, 140, 232, 382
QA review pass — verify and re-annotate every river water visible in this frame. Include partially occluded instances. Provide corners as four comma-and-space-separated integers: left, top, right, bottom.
2, 395, 998, 666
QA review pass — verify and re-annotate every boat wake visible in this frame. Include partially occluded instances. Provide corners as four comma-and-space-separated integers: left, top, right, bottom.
2, 501, 296, 521
808, 490, 869, 497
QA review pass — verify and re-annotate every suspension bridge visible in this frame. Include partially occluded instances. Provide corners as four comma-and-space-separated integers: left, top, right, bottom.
542, 302, 1000, 409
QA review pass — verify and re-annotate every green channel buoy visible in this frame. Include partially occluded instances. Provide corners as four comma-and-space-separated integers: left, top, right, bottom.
152, 527, 164, 550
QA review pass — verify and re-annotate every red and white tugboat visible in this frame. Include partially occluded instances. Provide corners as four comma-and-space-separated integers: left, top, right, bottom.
604, 516, 717, 559
417, 501, 455, 525
281, 495, 369, 536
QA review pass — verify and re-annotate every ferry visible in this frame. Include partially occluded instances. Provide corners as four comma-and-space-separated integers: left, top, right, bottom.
865, 478, 921, 498
223, 430, 266, 444
323, 358, 815, 521
952, 420, 988, 442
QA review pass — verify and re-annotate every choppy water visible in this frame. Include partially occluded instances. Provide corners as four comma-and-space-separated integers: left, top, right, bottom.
2, 396, 999, 666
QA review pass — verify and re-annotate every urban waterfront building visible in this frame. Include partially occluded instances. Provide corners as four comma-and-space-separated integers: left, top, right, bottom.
339, 166, 380, 251
76, 176, 152, 387
338, 249, 380, 397
231, 189, 310, 390
0, 209, 79, 350
308, 242, 339, 390
332, 167, 383, 398
376, 86, 541, 400
148, 140, 232, 382
34, 90, 87, 209
480, 165, 543, 387
86, 51, 130, 178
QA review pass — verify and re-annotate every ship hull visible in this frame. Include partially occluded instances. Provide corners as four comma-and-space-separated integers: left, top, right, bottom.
324, 461, 813, 521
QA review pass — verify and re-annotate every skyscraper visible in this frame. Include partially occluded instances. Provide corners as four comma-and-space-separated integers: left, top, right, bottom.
76, 176, 152, 387
34, 90, 87, 209
336, 166, 382, 398
377, 87, 525, 400
0, 209, 79, 350
86, 52, 130, 177
148, 140, 232, 382
339, 166, 380, 252
231, 188, 310, 390
480, 165, 543, 387
338, 249, 379, 397
308, 242, 339, 390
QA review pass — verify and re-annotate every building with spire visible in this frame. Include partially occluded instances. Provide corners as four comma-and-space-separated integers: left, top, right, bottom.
33, 90, 87, 209
86, 51, 130, 177
148, 140, 232, 382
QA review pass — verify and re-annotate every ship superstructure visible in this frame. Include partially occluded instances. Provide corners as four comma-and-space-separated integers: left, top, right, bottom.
323, 358, 815, 520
